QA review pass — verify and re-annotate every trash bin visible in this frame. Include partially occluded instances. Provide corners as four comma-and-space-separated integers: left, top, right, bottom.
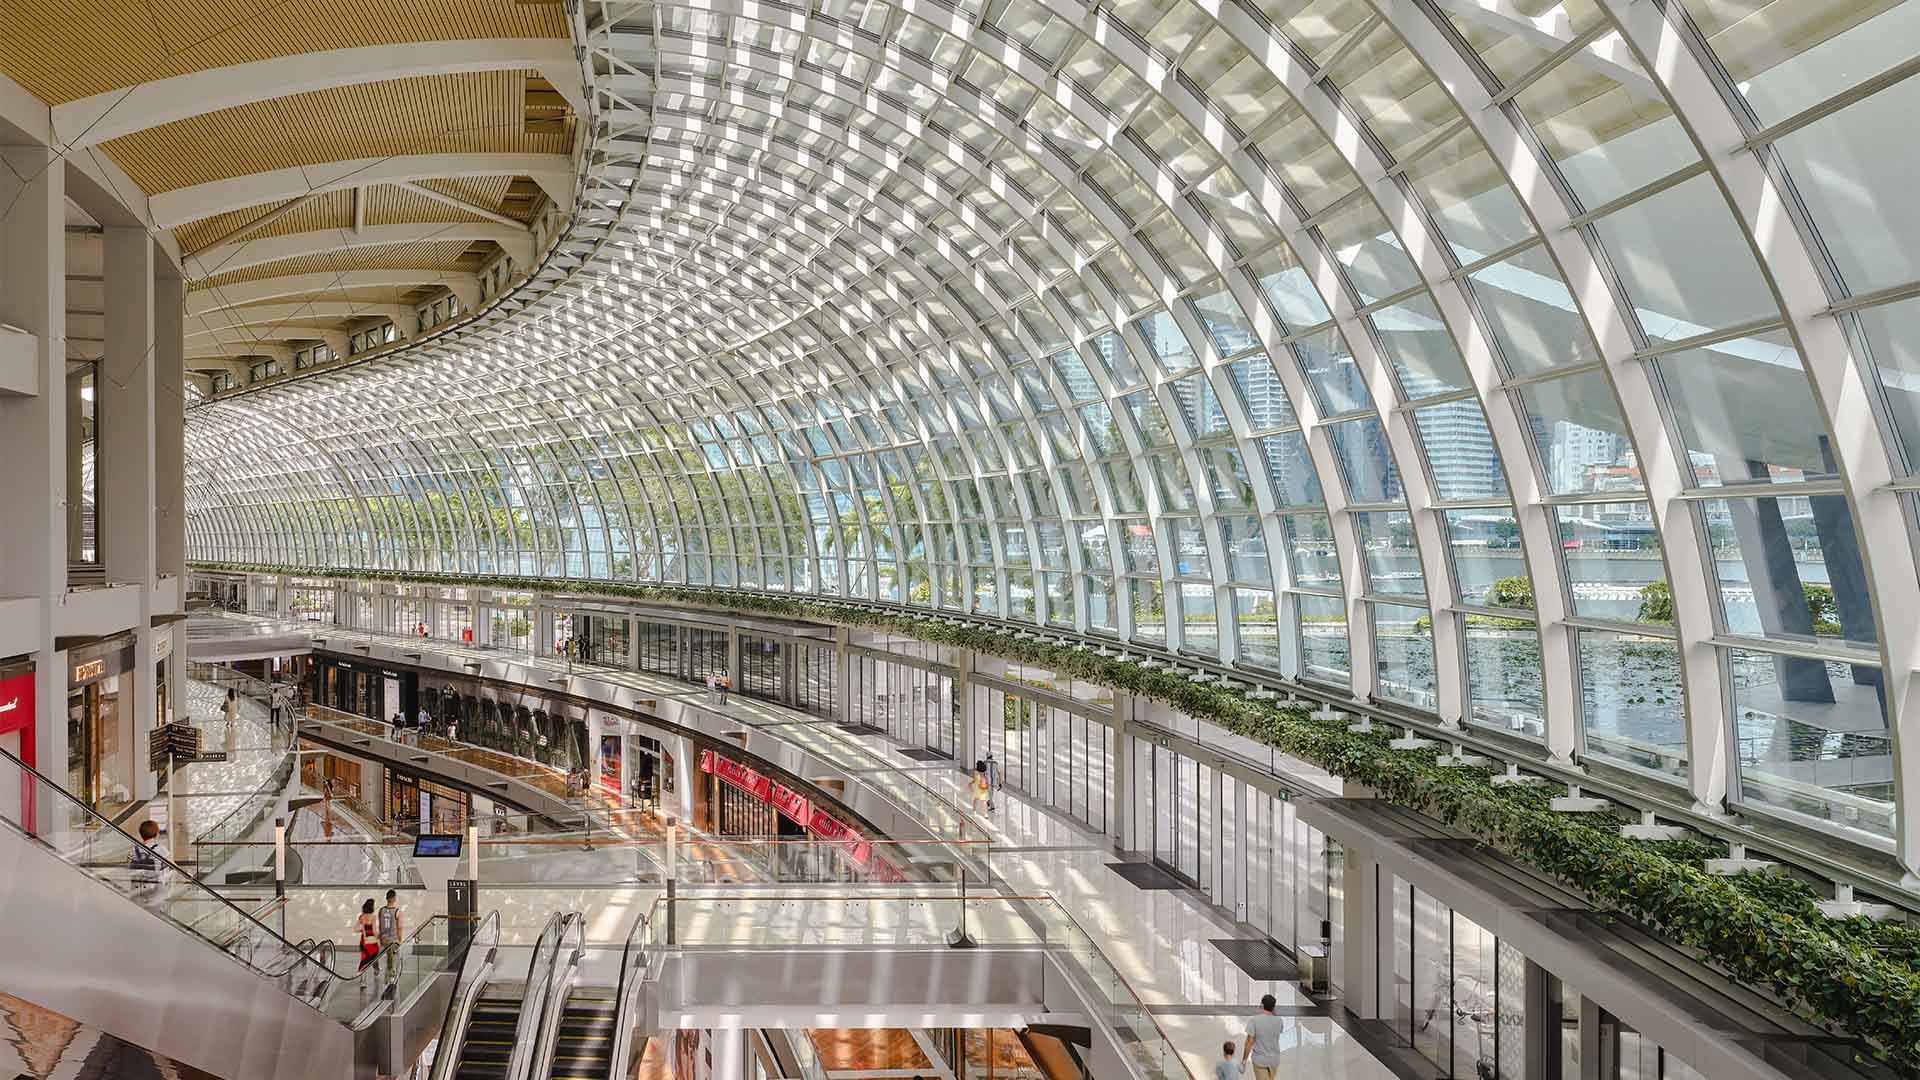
1298, 944, 1329, 994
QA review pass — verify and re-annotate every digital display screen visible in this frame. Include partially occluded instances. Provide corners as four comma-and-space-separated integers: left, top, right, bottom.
413, 834, 463, 858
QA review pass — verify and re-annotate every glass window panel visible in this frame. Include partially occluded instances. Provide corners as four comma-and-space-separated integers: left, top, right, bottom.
1355, 510, 1424, 597
1445, 508, 1525, 604
1578, 628, 1687, 782
1227, 355, 1299, 430
1248, 243, 1334, 331
1467, 244, 1600, 376
1731, 647, 1893, 839
1373, 601, 1437, 709
1468, 622, 1545, 738
1770, 76, 1920, 294
1554, 502, 1666, 622
1677, 0, 1920, 124
1856, 296, 1920, 472
1257, 431, 1326, 507
1319, 198, 1422, 303
1329, 417, 1403, 504
1327, 23, 1456, 157
1373, 292, 1470, 399
1221, 515, 1269, 583
1282, 513, 1341, 589
1592, 174, 1779, 344
1403, 126, 1535, 259
1191, 286, 1259, 356
1293, 328, 1372, 415
1297, 592, 1351, 684
1131, 578, 1167, 643
1414, 401, 1508, 501
1517, 371, 1636, 495
1181, 582, 1219, 655
1236, 588, 1283, 669
1515, 43, 1697, 209
1657, 331, 1834, 486
1700, 495, 1879, 647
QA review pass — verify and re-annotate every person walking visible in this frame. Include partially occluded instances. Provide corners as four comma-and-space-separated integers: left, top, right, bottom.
1214, 1041, 1239, 1080
377, 889, 404, 980
222, 688, 240, 754
356, 898, 380, 973
1240, 994, 1285, 1080
717, 673, 731, 706
983, 752, 1002, 812
970, 760, 991, 813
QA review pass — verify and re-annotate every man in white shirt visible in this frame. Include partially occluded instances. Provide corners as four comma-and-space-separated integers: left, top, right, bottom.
1241, 994, 1285, 1080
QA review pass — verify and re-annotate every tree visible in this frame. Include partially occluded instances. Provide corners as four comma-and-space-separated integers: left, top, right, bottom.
1637, 581, 1673, 625
1803, 582, 1841, 637
1484, 576, 1533, 611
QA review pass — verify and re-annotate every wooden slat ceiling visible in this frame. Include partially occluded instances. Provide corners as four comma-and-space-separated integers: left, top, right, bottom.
193, 240, 481, 289
170, 178, 534, 253
105, 70, 571, 194
0, 0, 565, 105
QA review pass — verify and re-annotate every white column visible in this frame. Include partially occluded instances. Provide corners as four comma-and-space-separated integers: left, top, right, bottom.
102, 227, 158, 802
0, 146, 66, 790
154, 271, 185, 586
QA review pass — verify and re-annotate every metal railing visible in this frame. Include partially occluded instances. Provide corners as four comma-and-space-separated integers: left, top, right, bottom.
425, 910, 503, 1080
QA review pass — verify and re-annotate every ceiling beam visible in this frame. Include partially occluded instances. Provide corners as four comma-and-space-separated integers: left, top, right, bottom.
187, 302, 415, 341
185, 270, 473, 316
150, 152, 571, 229
395, 181, 525, 229
53, 39, 579, 149
184, 221, 533, 280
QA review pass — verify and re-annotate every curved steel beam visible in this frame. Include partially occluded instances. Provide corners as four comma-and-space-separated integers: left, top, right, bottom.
150, 153, 571, 229
53, 39, 580, 150
185, 222, 533, 280
186, 270, 474, 316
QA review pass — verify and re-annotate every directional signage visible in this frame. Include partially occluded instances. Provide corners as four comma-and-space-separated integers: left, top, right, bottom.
148, 721, 202, 772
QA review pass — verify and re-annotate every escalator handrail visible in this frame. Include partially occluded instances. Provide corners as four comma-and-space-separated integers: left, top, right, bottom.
606, 908, 655, 1080
425, 910, 503, 1080
0, 742, 360, 988
527, 911, 586, 1080
504, 911, 569, 1080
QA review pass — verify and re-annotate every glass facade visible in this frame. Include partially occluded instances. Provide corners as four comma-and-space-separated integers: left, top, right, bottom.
176, 0, 1920, 855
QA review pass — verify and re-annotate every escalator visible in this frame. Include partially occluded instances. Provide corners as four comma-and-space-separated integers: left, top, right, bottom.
455, 993, 528, 1080
546, 988, 620, 1080
0, 745, 384, 1080
430, 909, 585, 1080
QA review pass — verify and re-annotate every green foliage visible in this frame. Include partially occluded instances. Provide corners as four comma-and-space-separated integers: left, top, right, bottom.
1484, 576, 1533, 611
1637, 580, 1674, 624
1805, 583, 1842, 637
198, 559, 1920, 1069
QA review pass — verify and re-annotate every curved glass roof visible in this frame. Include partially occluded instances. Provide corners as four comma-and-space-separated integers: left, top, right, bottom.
184, 0, 1920, 865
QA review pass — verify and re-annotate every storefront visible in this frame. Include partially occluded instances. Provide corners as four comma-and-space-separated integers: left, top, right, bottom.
0, 660, 35, 830
384, 768, 469, 835
313, 657, 415, 722
66, 636, 135, 817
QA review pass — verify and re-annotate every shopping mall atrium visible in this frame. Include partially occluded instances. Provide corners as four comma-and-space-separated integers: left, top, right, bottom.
3, 0, 1919, 1077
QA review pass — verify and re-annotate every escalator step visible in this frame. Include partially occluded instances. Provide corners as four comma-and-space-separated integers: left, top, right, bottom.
456, 1066, 509, 1080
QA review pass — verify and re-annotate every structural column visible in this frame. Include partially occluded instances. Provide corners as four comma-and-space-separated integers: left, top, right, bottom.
154, 271, 185, 588
101, 227, 158, 801
0, 146, 66, 799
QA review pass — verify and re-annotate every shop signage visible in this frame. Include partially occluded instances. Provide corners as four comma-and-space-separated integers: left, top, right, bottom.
770, 783, 810, 825
807, 806, 853, 842
713, 754, 772, 802
0, 672, 32, 732
71, 659, 106, 682
152, 633, 173, 663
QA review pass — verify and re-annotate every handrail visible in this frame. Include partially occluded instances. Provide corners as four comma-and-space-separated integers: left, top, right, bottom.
0, 742, 361, 999
425, 911, 502, 1080
504, 911, 569, 1080
528, 911, 586, 1080
606, 910, 653, 1080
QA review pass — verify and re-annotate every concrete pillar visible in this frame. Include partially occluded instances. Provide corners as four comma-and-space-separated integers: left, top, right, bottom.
1341, 845, 1381, 1020
101, 227, 158, 803
1110, 693, 1130, 849
154, 271, 185, 585
0, 146, 67, 799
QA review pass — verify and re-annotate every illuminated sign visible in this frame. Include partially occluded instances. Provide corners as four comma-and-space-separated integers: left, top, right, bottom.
71, 659, 106, 683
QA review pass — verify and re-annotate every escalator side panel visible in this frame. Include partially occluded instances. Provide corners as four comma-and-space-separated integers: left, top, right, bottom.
0, 822, 354, 1080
